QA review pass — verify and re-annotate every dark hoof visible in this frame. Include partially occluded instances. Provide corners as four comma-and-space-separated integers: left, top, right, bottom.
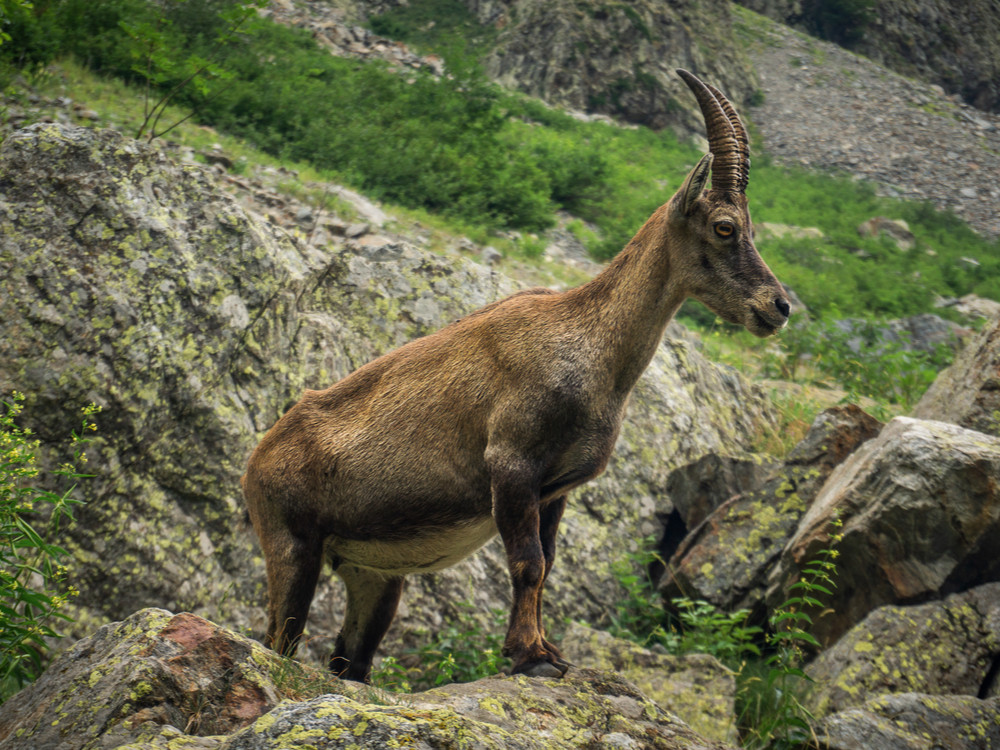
513, 656, 572, 678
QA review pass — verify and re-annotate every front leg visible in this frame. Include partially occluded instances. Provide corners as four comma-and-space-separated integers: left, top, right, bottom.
491, 469, 568, 677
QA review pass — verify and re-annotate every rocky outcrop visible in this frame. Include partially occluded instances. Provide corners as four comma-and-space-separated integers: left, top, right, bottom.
0, 123, 776, 665
806, 584, 1000, 717
481, 0, 757, 131
913, 315, 1000, 437
264, 0, 446, 76
768, 417, 1000, 647
0, 609, 736, 750
658, 405, 881, 617
853, 0, 1000, 114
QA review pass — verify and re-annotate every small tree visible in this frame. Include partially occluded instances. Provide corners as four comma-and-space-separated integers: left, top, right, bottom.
120, 0, 266, 141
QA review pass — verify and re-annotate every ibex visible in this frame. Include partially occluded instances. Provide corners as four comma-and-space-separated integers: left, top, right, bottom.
242, 70, 789, 682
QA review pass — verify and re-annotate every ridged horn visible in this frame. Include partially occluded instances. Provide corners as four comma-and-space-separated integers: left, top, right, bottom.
676, 69, 742, 194
706, 82, 750, 192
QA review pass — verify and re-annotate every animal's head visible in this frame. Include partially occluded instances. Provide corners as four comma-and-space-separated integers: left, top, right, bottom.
668, 69, 790, 337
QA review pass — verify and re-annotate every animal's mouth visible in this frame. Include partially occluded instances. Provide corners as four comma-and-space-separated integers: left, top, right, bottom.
748, 308, 786, 338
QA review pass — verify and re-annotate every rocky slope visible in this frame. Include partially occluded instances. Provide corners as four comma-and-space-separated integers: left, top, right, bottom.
263, 1, 1000, 242
739, 7, 1000, 240
478, 0, 756, 132
737, 0, 1000, 114
272, 0, 756, 132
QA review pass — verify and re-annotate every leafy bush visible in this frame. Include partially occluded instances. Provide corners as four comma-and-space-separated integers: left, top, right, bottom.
0, 393, 99, 701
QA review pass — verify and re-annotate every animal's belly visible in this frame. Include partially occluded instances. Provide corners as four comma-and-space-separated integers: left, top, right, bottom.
327, 516, 499, 576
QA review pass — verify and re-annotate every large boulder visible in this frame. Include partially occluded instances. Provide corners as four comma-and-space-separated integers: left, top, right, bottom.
0, 123, 776, 665
768, 417, 1000, 647
480, 0, 757, 131
817, 694, 1000, 750
0, 608, 737, 750
659, 405, 881, 617
912, 314, 1000, 437
806, 583, 1000, 717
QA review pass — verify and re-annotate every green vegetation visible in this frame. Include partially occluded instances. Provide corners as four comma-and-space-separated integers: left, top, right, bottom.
738, 515, 844, 749
0, 394, 99, 702
609, 540, 762, 664
366, 0, 497, 63
4, 0, 997, 324
373, 600, 509, 691
608, 528, 844, 749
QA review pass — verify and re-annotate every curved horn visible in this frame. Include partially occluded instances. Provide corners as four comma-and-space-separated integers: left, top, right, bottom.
707, 82, 750, 192
676, 69, 742, 193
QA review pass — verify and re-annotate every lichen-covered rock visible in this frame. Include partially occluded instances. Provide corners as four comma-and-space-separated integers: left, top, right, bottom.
0, 123, 776, 665
659, 405, 881, 616
0, 609, 736, 750
223, 668, 737, 749
481, 0, 757, 131
912, 315, 1000, 437
817, 694, 1000, 750
806, 584, 1000, 717
0, 609, 288, 749
663, 452, 778, 531
768, 417, 1000, 647
562, 622, 737, 744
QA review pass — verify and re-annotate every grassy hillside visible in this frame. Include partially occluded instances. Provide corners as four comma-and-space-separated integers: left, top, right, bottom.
3, 0, 997, 424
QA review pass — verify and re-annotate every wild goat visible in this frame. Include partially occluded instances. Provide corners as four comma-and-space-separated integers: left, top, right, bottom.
242, 69, 790, 682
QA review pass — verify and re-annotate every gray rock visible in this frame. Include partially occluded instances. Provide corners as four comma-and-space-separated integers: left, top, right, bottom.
818, 694, 1000, 750
913, 315, 1000, 437
564, 622, 738, 744
659, 405, 881, 616
857, 216, 915, 251
0, 608, 736, 750
807, 584, 1000, 717
481, 245, 503, 265
768, 417, 1000, 647
482, 0, 757, 132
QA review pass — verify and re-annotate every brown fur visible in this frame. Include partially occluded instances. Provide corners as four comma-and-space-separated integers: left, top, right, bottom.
242, 77, 790, 683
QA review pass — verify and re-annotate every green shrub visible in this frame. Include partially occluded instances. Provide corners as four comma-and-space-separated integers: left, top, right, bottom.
0, 393, 99, 701
609, 540, 761, 667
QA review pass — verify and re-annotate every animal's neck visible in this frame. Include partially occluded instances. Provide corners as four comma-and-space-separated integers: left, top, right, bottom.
565, 207, 686, 394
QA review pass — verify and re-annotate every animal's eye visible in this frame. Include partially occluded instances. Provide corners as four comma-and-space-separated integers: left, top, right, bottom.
715, 222, 735, 238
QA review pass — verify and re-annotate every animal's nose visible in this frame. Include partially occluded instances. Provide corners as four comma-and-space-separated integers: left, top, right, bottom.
774, 297, 791, 319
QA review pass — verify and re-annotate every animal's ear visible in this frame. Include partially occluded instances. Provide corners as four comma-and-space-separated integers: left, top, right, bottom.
674, 153, 713, 216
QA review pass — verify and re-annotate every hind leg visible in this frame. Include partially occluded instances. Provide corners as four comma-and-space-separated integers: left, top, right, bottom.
259, 528, 324, 657
330, 565, 405, 683
536, 495, 569, 669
